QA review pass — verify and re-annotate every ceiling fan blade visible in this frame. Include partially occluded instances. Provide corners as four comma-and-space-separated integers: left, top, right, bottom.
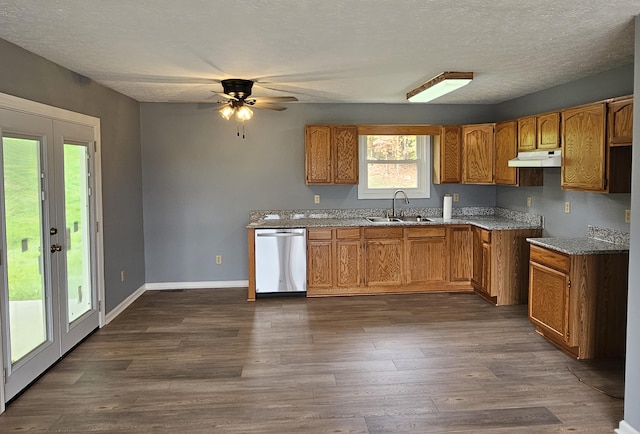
250, 102, 288, 111
212, 91, 238, 100
249, 96, 298, 103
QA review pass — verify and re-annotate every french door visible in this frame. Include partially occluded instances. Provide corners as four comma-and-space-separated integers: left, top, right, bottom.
0, 107, 100, 401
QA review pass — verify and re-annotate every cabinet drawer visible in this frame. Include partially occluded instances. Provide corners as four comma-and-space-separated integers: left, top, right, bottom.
364, 227, 403, 239
308, 228, 333, 240
336, 227, 361, 239
480, 229, 491, 243
405, 226, 445, 238
530, 245, 569, 273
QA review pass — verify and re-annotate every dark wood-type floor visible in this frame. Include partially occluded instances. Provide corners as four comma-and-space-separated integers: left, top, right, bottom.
0, 289, 625, 433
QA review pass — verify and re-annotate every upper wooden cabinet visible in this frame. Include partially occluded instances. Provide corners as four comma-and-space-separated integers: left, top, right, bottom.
433, 125, 462, 184
561, 103, 607, 191
494, 121, 518, 185
517, 112, 560, 152
608, 96, 633, 146
462, 123, 494, 184
494, 121, 543, 187
537, 112, 561, 149
305, 125, 358, 185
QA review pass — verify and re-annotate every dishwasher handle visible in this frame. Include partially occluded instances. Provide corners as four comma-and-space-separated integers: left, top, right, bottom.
256, 232, 305, 238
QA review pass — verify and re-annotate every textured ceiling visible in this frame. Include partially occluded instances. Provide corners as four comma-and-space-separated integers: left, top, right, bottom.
0, 0, 638, 104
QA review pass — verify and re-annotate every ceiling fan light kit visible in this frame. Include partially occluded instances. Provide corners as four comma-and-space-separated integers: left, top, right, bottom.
407, 71, 474, 103
216, 78, 298, 123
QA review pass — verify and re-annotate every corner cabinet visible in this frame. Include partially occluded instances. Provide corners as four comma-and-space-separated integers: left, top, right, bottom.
528, 244, 628, 359
305, 125, 358, 185
462, 123, 495, 184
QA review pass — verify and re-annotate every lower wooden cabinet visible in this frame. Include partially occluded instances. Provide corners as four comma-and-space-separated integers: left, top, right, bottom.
528, 244, 628, 359
448, 226, 473, 283
472, 228, 542, 306
363, 227, 404, 286
405, 227, 447, 284
307, 227, 362, 295
304, 224, 540, 303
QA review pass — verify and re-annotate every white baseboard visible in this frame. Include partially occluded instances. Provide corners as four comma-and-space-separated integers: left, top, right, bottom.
143, 280, 248, 291
617, 421, 640, 434
104, 280, 248, 325
104, 284, 146, 325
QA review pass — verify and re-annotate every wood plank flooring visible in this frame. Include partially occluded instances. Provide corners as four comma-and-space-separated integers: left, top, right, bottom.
0, 289, 624, 433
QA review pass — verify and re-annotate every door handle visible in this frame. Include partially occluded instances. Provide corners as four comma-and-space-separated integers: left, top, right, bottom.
50, 244, 62, 253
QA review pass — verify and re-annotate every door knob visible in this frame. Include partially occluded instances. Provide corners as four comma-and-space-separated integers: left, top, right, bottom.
50, 227, 58, 235
50, 244, 62, 253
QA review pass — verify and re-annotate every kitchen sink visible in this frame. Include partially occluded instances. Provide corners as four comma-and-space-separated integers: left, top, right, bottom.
365, 216, 403, 223
365, 216, 434, 223
399, 216, 434, 222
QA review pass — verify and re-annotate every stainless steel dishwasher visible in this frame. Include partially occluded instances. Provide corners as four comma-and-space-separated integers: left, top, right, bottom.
254, 228, 306, 295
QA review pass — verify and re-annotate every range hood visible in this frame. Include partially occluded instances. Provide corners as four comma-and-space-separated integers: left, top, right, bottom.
508, 149, 561, 167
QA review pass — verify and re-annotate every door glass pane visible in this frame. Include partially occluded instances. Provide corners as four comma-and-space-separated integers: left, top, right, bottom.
2, 137, 47, 363
63, 143, 92, 324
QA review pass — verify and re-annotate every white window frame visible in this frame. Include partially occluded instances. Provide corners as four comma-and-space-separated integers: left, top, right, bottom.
357, 135, 430, 199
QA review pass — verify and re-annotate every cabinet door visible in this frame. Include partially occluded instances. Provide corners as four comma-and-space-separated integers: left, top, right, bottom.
529, 261, 571, 345
406, 238, 446, 284
332, 126, 359, 184
462, 124, 494, 184
481, 242, 491, 295
561, 103, 606, 191
608, 97, 633, 146
537, 112, 560, 149
336, 240, 361, 287
471, 227, 483, 287
307, 240, 333, 288
305, 125, 332, 184
494, 121, 517, 185
517, 116, 536, 151
449, 226, 472, 282
433, 126, 462, 183
364, 239, 403, 286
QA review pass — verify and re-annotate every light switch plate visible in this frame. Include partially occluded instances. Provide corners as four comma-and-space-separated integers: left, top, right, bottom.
565, 202, 571, 213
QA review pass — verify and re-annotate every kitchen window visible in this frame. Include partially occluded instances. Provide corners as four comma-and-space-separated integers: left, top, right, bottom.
357, 135, 430, 199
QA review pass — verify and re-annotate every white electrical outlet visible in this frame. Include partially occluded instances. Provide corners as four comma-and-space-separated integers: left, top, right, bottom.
625, 209, 631, 224
565, 202, 571, 213
314, 194, 320, 204
527, 196, 532, 207
216, 255, 222, 265
453, 193, 460, 202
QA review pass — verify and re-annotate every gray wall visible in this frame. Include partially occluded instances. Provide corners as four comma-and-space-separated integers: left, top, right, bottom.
0, 39, 145, 312
140, 103, 496, 282
494, 64, 634, 237
622, 15, 640, 432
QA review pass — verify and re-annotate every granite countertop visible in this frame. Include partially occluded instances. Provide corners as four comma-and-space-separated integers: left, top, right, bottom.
527, 237, 629, 255
248, 215, 542, 231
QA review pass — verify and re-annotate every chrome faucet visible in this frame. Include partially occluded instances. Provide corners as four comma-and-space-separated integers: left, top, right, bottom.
392, 189, 410, 218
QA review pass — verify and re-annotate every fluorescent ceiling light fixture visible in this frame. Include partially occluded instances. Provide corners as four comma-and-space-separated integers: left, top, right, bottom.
407, 72, 474, 102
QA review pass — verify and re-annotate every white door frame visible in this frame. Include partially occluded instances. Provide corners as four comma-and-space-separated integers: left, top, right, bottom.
0, 92, 105, 414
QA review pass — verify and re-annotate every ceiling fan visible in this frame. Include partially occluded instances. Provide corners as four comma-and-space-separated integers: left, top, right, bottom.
215, 79, 298, 121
